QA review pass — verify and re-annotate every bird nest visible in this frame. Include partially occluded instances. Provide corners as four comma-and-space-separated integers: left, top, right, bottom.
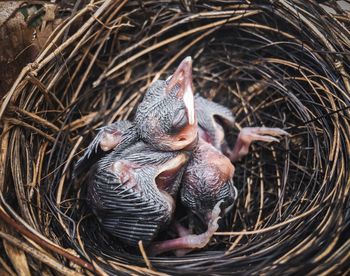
1, 1, 350, 275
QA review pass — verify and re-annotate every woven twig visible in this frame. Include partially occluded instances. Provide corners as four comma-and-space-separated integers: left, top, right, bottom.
1, 1, 350, 275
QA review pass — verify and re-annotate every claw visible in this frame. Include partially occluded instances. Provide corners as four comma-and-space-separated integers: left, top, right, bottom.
230, 127, 289, 162
246, 127, 289, 137
247, 133, 280, 143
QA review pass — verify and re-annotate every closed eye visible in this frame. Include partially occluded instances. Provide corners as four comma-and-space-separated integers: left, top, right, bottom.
169, 110, 187, 134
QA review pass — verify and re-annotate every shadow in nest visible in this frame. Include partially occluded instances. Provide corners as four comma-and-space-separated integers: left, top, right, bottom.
0, 0, 350, 275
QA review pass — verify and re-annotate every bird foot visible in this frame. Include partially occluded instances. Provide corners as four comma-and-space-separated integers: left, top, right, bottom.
148, 201, 223, 256
229, 127, 289, 161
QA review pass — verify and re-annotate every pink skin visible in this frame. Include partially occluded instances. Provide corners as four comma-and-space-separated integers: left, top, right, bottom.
229, 127, 289, 162
158, 56, 198, 151
159, 121, 198, 152
99, 132, 122, 151
102, 124, 287, 256
148, 128, 288, 256
166, 56, 195, 126
149, 200, 223, 257
198, 125, 288, 162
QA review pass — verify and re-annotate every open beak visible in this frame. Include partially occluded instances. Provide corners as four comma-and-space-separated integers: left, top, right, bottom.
166, 56, 195, 125
155, 153, 189, 191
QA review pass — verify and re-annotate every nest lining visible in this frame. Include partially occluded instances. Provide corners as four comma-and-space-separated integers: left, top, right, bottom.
1, 0, 350, 275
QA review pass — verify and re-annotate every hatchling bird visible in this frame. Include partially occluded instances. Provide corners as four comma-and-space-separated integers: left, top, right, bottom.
150, 95, 288, 255
76, 55, 198, 174
88, 140, 190, 246
150, 138, 237, 256
134, 56, 198, 151
75, 56, 198, 246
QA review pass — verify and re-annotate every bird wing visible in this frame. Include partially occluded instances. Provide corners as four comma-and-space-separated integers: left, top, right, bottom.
73, 121, 135, 177
195, 94, 235, 128
195, 95, 235, 149
89, 169, 171, 246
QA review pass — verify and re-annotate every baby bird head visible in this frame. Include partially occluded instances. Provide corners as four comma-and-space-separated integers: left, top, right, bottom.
135, 57, 198, 151
181, 141, 238, 224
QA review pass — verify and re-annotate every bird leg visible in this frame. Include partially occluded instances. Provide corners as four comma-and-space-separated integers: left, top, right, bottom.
174, 221, 192, 237
148, 201, 222, 256
229, 127, 288, 162
172, 222, 193, 257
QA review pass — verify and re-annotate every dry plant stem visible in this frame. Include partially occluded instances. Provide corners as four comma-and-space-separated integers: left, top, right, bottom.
99, 10, 262, 83
55, 137, 83, 238
215, 205, 319, 236
225, 234, 244, 254
0, 207, 95, 273
0, 122, 10, 193
4, 118, 55, 142
76, 216, 91, 260
1, 1, 350, 274
0, 65, 32, 120
90, 260, 109, 276
152, 28, 217, 82
280, 1, 350, 92
10, 129, 37, 227
70, 0, 129, 103
10, 106, 60, 132
0, 230, 81, 275
0, 255, 16, 276
36, 1, 114, 69
138, 241, 153, 271
107, 259, 169, 276
96, 9, 252, 84
1, 225, 30, 276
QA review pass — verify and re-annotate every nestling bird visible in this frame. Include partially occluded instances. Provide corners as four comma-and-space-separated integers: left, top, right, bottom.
150, 138, 237, 256
134, 56, 198, 151
76, 56, 197, 176
88, 140, 190, 246
150, 95, 288, 256
76, 56, 288, 255
75, 56, 198, 247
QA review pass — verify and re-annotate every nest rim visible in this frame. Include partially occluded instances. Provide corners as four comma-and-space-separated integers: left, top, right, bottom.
1, 1, 350, 275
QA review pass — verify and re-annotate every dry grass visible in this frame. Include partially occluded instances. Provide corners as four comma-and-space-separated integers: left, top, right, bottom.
1, 0, 350, 275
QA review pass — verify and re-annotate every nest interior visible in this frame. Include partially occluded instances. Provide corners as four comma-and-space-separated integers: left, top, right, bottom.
1, 1, 350, 275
